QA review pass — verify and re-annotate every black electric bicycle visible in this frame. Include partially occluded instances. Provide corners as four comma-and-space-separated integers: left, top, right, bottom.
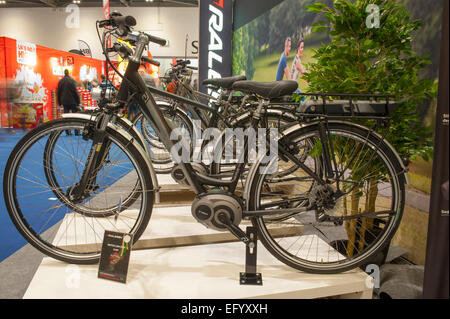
3, 14, 408, 274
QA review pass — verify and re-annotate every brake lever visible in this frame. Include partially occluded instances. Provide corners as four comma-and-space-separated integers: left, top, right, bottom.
107, 42, 133, 59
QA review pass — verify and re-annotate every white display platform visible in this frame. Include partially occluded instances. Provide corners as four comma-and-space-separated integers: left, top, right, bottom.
24, 240, 373, 299
24, 192, 374, 299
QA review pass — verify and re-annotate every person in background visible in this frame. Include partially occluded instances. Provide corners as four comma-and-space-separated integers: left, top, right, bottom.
91, 79, 99, 89
275, 37, 292, 81
99, 74, 116, 98
126, 69, 156, 121
126, 99, 139, 122
57, 69, 80, 135
83, 79, 93, 91
193, 78, 198, 91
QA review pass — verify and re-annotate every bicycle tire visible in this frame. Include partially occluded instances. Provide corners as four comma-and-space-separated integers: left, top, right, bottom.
247, 122, 406, 273
3, 118, 154, 264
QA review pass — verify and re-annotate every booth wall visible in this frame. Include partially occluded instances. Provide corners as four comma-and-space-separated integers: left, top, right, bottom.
0, 6, 199, 60
0, 37, 103, 127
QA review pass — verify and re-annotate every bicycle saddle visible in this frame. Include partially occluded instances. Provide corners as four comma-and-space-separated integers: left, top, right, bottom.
202, 75, 247, 90
232, 80, 298, 99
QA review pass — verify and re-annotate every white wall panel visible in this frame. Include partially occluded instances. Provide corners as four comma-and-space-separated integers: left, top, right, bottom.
0, 6, 199, 60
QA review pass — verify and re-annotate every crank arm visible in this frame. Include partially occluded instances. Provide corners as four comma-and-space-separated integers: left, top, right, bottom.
217, 213, 250, 244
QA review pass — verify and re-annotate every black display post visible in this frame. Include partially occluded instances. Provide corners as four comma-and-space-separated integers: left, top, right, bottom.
422, 0, 449, 299
240, 227, 263, 285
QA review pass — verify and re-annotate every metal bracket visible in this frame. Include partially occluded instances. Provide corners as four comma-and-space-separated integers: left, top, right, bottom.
239, 226, 263, 286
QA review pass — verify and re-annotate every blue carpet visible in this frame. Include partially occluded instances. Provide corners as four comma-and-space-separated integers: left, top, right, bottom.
0, 127, 133, 262
0, 129, 29, 262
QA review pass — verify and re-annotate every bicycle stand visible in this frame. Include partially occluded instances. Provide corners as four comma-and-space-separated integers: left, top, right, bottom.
239, 226, 263, 285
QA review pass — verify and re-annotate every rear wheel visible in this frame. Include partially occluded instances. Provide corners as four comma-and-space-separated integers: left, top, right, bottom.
247, 122, 405, 273
209, 111, 318, 195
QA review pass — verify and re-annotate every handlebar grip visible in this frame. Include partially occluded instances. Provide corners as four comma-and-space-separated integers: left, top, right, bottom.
187, 66, 198, 70
176, 60, 191, 68
147, 34, 167, 46
142, 56, 160, 67
111, 15, 137, 28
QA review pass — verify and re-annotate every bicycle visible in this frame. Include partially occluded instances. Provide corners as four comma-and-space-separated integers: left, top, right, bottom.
3, 13, 408, 274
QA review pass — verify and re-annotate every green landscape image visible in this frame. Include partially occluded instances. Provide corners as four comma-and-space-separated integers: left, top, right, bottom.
232, 0, 443, 194
232, 0, 324, 90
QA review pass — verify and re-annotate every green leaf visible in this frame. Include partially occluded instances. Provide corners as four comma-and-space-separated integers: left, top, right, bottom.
304, 0, 435, 160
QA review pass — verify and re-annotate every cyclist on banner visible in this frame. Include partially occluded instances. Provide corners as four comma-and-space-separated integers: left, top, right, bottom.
290, 38, 307, 101
291, 38, 306, 83
275, 37, 292, 81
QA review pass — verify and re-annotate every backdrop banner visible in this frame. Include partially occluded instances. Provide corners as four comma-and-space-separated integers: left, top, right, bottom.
233, 0, 283, 30
423, 0, 449, 299
198, 0, 233, 94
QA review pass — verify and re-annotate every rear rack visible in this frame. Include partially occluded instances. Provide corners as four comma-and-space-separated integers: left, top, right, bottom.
271, 93, 403, 119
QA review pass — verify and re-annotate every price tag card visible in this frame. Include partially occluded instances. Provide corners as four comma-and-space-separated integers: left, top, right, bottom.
98, 231, 133, 284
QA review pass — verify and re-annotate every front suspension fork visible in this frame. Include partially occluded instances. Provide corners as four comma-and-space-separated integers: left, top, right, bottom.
69, 113, 112, 202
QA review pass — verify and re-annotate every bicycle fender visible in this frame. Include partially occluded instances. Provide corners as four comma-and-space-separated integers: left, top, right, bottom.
280, 121, 409, 185
115, 116, 151, 155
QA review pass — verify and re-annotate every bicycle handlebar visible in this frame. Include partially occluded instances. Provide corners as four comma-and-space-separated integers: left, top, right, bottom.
145, 33, 167, 47
174, 59, 190, 68
99, 14, 136, 28
142, 56, 160, 67
112, 15, 137, 28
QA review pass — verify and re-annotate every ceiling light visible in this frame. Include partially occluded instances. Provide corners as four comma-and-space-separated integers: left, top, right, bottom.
0, 0, 6, 5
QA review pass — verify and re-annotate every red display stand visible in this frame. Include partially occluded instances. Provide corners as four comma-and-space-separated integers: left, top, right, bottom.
0, 37, 103, 128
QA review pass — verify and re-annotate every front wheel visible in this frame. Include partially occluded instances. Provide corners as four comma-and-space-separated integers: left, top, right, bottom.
247, 122, 405, 273
3, 118, 155, 264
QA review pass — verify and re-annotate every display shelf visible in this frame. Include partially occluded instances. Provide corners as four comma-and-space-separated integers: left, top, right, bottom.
23, 175, 374, 299
24, 236, 373, 299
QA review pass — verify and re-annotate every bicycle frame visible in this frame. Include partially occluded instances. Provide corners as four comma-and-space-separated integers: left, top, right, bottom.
95, 31, 404, 219
115, 58, 326, 212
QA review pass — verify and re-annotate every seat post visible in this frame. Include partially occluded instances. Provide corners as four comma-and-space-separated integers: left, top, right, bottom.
253, 99, 270, 121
